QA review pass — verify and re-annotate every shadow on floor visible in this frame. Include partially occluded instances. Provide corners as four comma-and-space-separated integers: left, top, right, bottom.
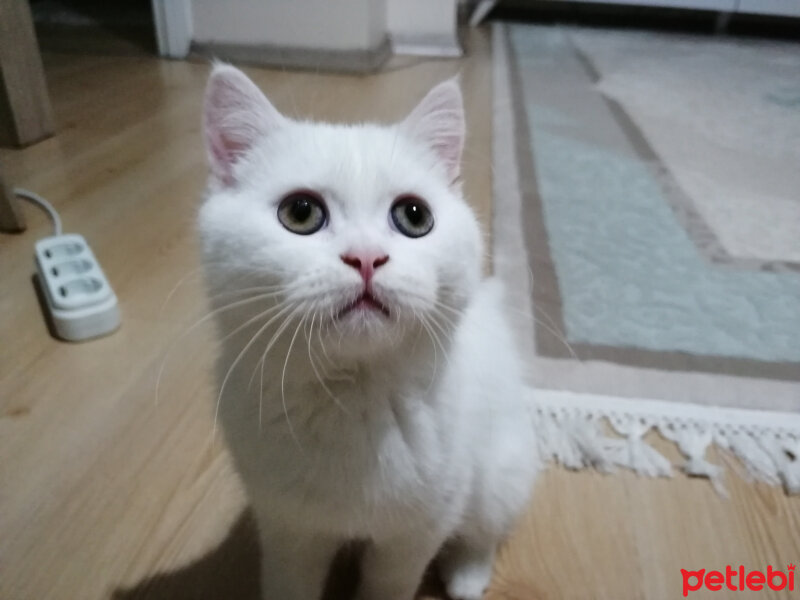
112, 508, 450, 600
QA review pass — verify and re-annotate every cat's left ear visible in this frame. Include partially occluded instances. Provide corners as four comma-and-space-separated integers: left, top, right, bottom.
203, 63, 286, 186
401, 78, 465, 182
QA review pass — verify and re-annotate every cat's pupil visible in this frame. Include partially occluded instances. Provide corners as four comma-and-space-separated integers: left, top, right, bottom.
291, 198, 312, 222
405, 203, 423, 225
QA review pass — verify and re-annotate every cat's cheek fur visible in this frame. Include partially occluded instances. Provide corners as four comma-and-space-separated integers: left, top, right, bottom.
199, 66, 538, 600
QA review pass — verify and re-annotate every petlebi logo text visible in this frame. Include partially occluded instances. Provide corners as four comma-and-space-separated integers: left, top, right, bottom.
681, 564, 795, 596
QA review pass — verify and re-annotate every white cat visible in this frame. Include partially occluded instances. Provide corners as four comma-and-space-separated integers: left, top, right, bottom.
198, 64, 538, 600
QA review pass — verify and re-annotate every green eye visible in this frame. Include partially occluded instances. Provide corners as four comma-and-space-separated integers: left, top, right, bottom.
277, 192, 327, 235
390, 196, 434, 238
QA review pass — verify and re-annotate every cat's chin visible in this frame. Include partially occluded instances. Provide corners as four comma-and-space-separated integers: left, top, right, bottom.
322, 311, 406, 361
336, 305, 391, 327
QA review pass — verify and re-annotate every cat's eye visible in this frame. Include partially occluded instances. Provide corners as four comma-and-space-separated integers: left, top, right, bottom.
277, 192, 327, 235
390, 196, 434, 238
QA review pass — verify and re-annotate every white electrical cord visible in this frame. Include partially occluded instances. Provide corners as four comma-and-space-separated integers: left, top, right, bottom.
14, 188, 63, 236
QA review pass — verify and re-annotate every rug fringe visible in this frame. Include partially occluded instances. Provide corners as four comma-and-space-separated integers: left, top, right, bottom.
528, 389, 800, 496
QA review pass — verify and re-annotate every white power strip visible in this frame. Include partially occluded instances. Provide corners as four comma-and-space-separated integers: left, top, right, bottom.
9, 187, 121, 342
34, 233, 120, 341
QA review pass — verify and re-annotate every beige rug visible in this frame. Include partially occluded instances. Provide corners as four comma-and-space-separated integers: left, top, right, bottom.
492, 23, 800, 494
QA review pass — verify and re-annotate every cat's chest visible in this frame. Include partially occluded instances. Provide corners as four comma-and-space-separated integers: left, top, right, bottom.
305, 384, 449, 482
251, 383, 458, 510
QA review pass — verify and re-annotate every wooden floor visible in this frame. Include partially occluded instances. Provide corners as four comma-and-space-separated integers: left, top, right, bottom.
1, 28, 798, 600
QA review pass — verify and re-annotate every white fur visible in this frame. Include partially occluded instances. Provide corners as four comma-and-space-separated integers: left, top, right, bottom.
198, 65, 538, 600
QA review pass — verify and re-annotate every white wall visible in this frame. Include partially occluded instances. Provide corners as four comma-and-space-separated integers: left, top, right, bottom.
366, 0, 387, 49
192, 0, 387, 51
738, 0, 800, 16
179, 0, 461, 59
574, 0, 735, 9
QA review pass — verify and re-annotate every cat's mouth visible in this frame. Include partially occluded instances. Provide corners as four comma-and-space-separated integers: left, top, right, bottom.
337, 291, 390, 319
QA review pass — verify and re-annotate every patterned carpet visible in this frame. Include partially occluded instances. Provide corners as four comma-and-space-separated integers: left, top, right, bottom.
492, 23, 800, 491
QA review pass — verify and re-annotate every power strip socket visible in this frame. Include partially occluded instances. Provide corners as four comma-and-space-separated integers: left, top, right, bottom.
34, 234, 121, 341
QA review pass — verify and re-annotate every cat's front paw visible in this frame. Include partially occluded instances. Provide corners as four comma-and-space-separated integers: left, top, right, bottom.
445, 566, 491, 600
442, 552, 493, 600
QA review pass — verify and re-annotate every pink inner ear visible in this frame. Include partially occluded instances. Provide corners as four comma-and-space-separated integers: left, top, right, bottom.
403, 79, 465, 182
203, 65, 284, 186
205, 119, 238, 186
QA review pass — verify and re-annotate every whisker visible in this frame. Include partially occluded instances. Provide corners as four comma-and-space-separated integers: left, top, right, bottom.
306, 312, 350, 416
316, 311, 336, 371
158, 265, 208, 318
248, 302, 302, 391
307, 312, 334, 380
281, 316, 306, 450
393, 288, 580, 360
530, 314, 578, 360
253, 304, 301, 430
497, 302, 579, 360
212, 302, 297, 439
218, 300, 288, 345
207, 285, 285, 304
155, 291, 286, 407
423, 313, 451, 368
417, 314, 439, 392
158, 260, 277, 317
252, 303, 308, 430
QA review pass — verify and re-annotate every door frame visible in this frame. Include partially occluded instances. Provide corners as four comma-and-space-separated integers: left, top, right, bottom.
151, 0, 193, 59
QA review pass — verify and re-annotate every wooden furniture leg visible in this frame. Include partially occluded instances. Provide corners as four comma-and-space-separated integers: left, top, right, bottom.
0, 162, 26, 232
0, 0, 55, 147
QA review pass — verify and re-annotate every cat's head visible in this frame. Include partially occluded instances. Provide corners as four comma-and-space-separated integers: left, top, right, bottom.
198, 65, 483, 362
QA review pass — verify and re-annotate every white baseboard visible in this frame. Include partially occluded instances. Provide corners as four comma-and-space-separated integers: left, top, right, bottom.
390, 34, 462, 57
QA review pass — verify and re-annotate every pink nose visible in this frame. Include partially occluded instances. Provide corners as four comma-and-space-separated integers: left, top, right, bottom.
341, 252, 389, 284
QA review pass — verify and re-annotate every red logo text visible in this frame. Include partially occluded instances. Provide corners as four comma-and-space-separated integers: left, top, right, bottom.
681, 564, 795, 596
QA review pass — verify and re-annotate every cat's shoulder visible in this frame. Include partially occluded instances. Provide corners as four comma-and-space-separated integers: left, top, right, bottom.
455, 276, 516, 344
470, 276, 511, 313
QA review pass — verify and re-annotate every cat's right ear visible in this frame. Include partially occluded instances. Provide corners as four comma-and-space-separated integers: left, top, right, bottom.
401, 78, 465, 183
203, 64, 285, 186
